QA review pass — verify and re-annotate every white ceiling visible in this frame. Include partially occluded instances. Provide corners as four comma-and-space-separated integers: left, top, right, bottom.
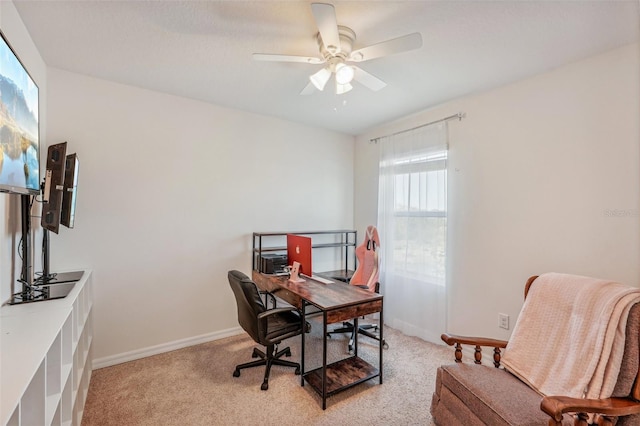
13, 1, 640, 135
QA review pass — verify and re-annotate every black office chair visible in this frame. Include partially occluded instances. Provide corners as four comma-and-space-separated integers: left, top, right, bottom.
228, 270, 305, 390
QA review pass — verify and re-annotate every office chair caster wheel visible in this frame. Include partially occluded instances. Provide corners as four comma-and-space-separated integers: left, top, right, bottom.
233, 369, 240, 377
383, 340, 389, 349
295, 367, 301, 375
285, 348, 292, 357
261, 381, 269, 391
251, 348, 260, 358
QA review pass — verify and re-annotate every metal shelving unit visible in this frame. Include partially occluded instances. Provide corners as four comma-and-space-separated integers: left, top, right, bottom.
252, 230, 357, 282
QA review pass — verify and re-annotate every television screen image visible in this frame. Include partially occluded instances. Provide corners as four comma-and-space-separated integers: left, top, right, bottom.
0, 30, 39, 195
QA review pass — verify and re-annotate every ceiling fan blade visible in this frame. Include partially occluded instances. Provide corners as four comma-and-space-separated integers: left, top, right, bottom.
353, 66, 387, 91
349, 32, 422, 62
252, 53, 324, 65
311, 3, 341, 54
300, 81, 316, 95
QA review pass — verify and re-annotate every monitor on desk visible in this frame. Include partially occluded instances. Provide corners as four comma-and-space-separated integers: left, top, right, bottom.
287, 234, 312, 276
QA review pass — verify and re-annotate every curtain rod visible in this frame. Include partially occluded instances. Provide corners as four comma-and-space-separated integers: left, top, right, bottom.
370, 112, 466, 143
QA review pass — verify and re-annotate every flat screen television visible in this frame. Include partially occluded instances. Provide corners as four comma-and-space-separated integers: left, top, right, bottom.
0, 29, 39, 195
37, 148, 83, 286
61, 153, 78, 228
41, 142, 67, 233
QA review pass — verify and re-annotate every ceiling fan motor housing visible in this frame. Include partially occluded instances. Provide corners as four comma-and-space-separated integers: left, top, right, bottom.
317, 25, 355, 61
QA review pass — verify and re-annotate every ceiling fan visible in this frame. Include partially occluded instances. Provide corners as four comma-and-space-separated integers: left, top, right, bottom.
252, 3, 423, 95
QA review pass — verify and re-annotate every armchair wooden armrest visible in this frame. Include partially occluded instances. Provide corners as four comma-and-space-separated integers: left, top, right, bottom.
441, 333, 509, 368
541, 395, 640, 426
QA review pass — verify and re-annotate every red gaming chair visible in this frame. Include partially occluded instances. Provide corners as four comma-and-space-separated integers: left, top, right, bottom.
327, 225, 388, 352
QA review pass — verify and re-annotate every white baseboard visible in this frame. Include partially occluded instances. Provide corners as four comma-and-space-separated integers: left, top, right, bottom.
385, 317, 445, 345
92, 327, 244, 369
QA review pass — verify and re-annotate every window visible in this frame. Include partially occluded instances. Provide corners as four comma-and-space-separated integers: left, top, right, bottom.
376, 121, 448, 341
390, 150, 447, 284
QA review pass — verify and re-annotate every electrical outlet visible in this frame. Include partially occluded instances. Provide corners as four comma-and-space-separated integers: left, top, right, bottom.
499, 313, 509, 330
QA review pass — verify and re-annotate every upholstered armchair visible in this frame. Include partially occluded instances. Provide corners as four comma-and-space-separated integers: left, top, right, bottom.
431, 274, 640, 426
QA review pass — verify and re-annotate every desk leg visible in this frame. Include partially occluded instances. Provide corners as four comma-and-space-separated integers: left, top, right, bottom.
379, 306, 384, 384
322, 311, 327, 410
353, 317, 359, 357
301, 300, 306, 387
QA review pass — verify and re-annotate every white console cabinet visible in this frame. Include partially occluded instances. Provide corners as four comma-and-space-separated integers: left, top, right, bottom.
1, 271, 93, 426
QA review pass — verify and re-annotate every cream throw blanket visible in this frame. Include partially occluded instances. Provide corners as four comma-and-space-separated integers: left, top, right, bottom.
502, 272, 640, 399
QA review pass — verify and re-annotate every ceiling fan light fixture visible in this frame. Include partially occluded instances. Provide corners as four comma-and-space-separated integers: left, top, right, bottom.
335, 63, 355, 85
336, 82, 353, 95
254, 4, 420, 96
310, 67, 332, 91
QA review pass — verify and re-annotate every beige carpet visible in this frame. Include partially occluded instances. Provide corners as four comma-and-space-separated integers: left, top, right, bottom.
81, 317, 453, 425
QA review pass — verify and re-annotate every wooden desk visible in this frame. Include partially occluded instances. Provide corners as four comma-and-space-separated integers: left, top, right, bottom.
252, 271, 384, 409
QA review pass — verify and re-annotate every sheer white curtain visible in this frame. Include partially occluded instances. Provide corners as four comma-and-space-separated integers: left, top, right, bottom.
377, 122, 448, 343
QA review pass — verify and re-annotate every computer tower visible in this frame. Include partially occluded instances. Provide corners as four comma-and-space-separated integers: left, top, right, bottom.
260, 254, 288, 274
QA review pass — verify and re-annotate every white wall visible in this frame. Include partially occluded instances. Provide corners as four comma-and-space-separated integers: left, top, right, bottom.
4, 0, 638, 366
45, 68, 354, 363
0, 1, 47, 303
355, 43, 640, 342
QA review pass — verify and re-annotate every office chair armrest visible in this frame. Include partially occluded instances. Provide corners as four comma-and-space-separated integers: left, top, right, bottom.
257, 307, 300, 319
354, 281, 380, 293
257, 307, 304, 338
441, 333, 508, 367
258, 290, 277, 308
